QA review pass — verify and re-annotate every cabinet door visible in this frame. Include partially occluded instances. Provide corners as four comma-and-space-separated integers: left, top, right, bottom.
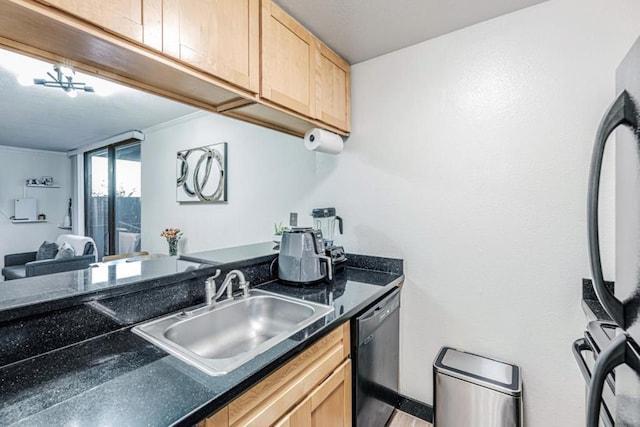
276, 359, 352, 427
317, 44, 351, 132
196, 407, 229, 427
162, 0, 259, 92
261, 0, 316, 118
37, 0, 144, 42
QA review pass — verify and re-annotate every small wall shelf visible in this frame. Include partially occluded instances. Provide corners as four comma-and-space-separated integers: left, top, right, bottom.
25, 184, 60, 188
58, 225, 72, 230
11, 219, 48, 224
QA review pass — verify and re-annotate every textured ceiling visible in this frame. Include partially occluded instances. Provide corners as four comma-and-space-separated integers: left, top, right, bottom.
0, 49, 196, 152
274, 0, 550, 64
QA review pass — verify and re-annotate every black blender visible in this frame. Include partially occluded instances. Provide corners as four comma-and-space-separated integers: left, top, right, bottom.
312, 207, 347, 271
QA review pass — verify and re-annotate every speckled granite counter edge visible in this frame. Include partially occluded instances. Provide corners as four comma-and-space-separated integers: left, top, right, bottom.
346, 253, 403, 274
0, 251, 403, 324
582, 278, 613, 322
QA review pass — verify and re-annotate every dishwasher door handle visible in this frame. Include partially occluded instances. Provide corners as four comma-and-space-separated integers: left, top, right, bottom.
360, 307, 382, 322
358, 289, 400, 346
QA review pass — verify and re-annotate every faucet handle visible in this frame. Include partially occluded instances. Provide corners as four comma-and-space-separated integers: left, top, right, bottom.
239, 280, 250, 297
205, 269, 222, 306
205, 269, 222, 290
206, 269, 222, 283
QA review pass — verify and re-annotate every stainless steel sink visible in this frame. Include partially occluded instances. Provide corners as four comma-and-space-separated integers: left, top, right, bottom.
132, 289, 333, 375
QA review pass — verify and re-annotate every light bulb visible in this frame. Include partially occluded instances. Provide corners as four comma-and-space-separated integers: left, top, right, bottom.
16, 74, 33, 86
66, 89, 77, 98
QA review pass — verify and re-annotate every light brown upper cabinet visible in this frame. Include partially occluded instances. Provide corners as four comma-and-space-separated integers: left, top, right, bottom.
317, 43, 351, 132
162, 0, 260, 93
25, 0, 349, 135
36, 0, 145, 43
261, 0, 316, 118
261, 0, 351, 132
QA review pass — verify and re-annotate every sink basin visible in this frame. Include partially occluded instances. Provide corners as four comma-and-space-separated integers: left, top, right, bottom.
132, 289, 334, 375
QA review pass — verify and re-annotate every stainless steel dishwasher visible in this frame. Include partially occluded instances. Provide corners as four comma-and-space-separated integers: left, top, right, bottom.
353, 288, 401, 427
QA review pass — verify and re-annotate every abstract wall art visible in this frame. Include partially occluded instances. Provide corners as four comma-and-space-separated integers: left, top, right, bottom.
176, 142, 227, 203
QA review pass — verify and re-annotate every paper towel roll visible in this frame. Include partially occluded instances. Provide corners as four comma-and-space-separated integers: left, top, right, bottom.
304, 128, 344, 154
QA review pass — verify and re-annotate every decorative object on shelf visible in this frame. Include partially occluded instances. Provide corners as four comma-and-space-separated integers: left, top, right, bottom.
176, 142, 227, 203
14, 198, 36, 221
273, 222, 289, 244
161, 227, 183, 256
64, 198, 72, 227
38, 213, 46, 220
32, 64, 94, 98
24, 177, 59, 188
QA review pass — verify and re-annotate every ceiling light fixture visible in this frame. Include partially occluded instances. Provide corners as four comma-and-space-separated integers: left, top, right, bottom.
33, 64, 94, 97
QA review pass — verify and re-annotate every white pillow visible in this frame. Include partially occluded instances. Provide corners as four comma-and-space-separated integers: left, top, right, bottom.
55, 242, 76, 260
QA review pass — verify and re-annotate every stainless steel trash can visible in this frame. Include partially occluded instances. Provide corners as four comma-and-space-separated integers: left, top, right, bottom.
433, 347, 522, 427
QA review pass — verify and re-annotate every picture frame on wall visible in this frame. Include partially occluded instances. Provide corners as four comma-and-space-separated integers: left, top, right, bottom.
176, 142, 227, 203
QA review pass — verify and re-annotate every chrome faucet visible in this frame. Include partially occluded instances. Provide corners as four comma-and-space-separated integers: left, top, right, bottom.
207, 269, 250, 306
204, 269, 222, 306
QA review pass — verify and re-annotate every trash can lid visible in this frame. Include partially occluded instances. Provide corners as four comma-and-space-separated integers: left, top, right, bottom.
433, 347, 522, 397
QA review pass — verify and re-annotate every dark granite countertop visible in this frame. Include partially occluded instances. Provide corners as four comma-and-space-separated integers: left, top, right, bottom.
180, 242, 279, 265
0, 242, 285, 323
0, 257, 216, 322
0, 266, 403, 426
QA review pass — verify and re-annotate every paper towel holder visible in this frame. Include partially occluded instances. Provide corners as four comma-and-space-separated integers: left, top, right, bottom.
304, 128, 345, 155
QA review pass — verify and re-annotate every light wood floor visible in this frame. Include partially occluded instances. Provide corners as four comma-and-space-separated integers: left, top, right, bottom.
386, 410, 432, 427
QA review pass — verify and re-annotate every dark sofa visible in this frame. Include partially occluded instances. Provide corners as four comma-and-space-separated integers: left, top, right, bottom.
2, 237, 96, 281
2, 252, 95, 280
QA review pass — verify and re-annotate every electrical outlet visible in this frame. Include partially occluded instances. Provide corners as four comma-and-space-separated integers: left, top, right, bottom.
289, 212, 298, 226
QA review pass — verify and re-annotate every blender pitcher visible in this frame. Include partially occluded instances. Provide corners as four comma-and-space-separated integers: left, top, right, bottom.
312, 207, 343, 248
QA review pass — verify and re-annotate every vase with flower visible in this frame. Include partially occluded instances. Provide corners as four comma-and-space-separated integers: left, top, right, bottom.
161, 228, 183, 256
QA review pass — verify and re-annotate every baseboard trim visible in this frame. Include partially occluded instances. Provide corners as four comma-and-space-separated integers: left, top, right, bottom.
396, 394, 433, 423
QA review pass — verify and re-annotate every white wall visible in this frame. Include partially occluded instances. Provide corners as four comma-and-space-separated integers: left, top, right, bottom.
308, 0, 640, 425
141, 112, 317, 254
0, 145, 72, 272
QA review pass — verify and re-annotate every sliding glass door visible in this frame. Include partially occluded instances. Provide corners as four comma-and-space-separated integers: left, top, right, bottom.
85, 141, 141, 260
115, 144, 141, 255
85, 148, 109, 260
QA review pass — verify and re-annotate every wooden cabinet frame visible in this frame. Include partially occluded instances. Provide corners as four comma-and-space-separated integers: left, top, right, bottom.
0, 0, 349, 138
261, 0, 316, 118
260, 0, 351, 133
162, 0, 260, 93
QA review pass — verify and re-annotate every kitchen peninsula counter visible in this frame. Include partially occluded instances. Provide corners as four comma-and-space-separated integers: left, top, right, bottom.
0, 247, 403, 426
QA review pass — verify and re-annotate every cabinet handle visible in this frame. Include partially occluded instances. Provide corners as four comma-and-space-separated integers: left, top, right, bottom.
586, 334, 625, 427
586, 334, 640, 427
572, 339, 592, 382
587, 90, 639, 327
573, 339, 614, 427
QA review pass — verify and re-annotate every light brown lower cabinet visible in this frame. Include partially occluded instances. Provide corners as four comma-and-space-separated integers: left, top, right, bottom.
197, 322, 351, 427
274, 360, 351, 427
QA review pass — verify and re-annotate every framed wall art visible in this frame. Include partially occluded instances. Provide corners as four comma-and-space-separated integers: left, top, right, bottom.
176, 142, 227, 203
